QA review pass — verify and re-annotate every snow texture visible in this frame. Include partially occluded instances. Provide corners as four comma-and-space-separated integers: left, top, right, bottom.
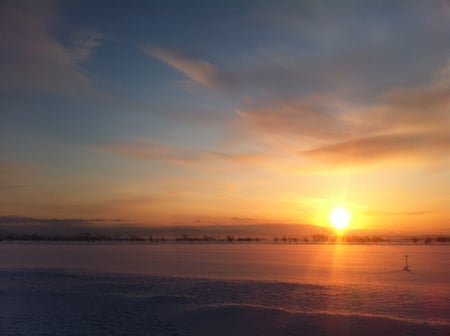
1, 244, 449, 335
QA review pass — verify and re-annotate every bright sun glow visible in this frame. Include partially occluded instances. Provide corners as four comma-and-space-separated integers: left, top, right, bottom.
329, 207, 351, 231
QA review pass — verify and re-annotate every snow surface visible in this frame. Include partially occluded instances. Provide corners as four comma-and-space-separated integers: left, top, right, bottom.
1, 244, 449, 335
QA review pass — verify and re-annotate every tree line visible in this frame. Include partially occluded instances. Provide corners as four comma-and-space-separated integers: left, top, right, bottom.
1, 232, 449, 244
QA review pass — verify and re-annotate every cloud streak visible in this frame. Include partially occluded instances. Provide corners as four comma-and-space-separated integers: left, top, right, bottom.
302, 133, 450, 165
238, 97, 350, 140
237, 62, 450, 168
363, 210, 434, 217
92, 64, 450, 170
0, 215, 123, 226
145, 47, 219, 88
144, 44, 450, 169
67, 30, 107, 62
94, 139, 270, 165
134, 54, 450, 169
0, 1, 102, 95
145, 0, 450, 99
144, 46, 343, 95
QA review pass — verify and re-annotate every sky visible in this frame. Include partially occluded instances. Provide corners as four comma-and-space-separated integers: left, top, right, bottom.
1, 0, 450, 233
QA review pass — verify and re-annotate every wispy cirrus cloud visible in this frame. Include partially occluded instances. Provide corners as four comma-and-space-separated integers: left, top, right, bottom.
238, 96, 351, 141
144, 43, 450, 170
93, 139, 270, 165
0, 1, 104, 95
236, 59, 450, 168
67, 30, 107, 62
301, 71, 450, 166
144, 46, 334, 96
144, 46, 349, 95
302, 133, 450, 165
145, 0, 450, 99
371, 81, 450, 132
145, 46, 219, 88
140, 47, 450, 168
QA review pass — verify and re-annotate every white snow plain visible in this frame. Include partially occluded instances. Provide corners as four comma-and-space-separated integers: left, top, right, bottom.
1, 243, 449, 335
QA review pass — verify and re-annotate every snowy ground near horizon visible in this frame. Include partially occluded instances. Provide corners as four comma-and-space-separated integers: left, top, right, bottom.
1, 244, 449, 335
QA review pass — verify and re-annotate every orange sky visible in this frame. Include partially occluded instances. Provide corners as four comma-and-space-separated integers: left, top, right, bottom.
1, 1, 449, 233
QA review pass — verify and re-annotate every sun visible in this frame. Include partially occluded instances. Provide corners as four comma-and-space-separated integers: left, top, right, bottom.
329, 207, 351, 231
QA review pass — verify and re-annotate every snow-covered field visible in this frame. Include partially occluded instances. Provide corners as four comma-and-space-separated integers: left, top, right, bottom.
1, 244, 449, 335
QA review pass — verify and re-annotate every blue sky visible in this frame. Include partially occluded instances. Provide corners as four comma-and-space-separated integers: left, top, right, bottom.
1, 0, 450, 232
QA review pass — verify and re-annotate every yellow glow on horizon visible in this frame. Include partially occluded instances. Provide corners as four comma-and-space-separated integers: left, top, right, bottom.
329, 206, 351, 231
